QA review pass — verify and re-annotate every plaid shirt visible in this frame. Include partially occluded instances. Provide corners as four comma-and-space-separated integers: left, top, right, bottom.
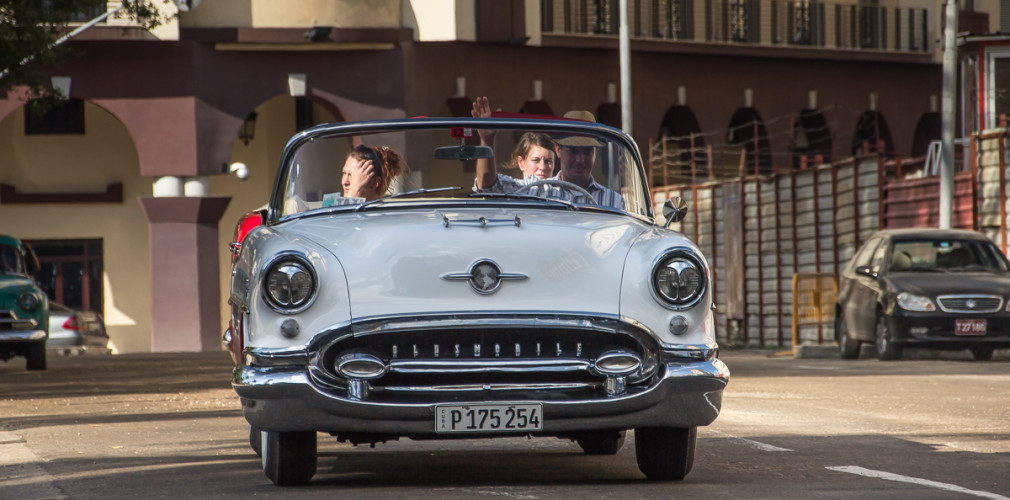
476, 173, 626, 210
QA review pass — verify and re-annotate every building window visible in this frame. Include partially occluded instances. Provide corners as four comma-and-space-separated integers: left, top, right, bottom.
985, 47, 1010, 129
24, 98, 86, 135
26, 239, 103, 313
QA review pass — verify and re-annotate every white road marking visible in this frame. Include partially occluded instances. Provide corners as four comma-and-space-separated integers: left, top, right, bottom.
707, 429, 793, 452
827, 466, 1010, 500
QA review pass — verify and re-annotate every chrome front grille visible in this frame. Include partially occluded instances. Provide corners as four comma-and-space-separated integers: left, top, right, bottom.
936, 295, 1004, 314
309, 315, 661, 403
0, 309, 36, 332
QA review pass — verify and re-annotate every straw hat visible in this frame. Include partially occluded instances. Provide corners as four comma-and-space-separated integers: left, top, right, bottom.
555, 110, 604, 147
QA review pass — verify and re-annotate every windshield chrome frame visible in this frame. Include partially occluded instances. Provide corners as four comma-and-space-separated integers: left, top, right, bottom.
267, 117, 651, 225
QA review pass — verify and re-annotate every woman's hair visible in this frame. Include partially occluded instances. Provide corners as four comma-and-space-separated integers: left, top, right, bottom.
349, 144, 407, 195
504, 132, 555, 172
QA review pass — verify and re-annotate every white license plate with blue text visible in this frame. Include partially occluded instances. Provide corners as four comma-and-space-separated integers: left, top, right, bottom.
436, 404, 543, 433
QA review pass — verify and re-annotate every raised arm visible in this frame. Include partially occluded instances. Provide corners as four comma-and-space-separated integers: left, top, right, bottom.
472, 96, 498, 190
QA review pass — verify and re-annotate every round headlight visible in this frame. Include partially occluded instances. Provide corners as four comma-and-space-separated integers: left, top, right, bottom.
18, 292, 40, 311
264, 259, 315, 312
652, 251, 706, 308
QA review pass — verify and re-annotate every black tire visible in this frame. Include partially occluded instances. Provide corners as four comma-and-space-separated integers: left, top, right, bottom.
26, 342, 46, 371
262, 431, 317, 486
249, 425, 262, 457
576, 430, 626, 455
875, 314, 902, 361
836, 313, 860, 360
970, 347, 995, 361
635, 427, 696, 481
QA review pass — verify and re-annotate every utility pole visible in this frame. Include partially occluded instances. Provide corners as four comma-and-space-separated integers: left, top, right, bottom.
939, 0, 958, 229
619, 0, 632, 135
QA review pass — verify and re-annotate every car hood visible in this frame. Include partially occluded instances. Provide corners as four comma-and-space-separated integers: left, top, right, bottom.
284, 208, 650, 319
887, 271, 1010, 296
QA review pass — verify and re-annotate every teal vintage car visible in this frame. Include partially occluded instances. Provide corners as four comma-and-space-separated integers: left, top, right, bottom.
0, 234, 49, 370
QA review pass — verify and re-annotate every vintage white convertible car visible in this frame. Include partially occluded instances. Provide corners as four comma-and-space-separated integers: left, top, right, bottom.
228, 115, 729, 486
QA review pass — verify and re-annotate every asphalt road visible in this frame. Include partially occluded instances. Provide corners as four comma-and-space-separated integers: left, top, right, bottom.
1, 348, 1008, 499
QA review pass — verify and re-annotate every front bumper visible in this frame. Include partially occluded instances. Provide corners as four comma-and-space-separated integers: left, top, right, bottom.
0, 329, 47, 343
234, 355, 729, 435
886, 313, 1010, 349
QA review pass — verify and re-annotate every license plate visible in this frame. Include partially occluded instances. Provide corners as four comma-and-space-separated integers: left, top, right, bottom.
436, 404, 543, 433
955, 319, 987, 336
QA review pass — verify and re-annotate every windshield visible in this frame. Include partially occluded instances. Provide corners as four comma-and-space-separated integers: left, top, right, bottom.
0, 244, 24, 275
889, 239, 1010, 273
273, 119, 651, 221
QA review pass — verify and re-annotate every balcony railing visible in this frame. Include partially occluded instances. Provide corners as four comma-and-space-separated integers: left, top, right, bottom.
541, 0, 930, 54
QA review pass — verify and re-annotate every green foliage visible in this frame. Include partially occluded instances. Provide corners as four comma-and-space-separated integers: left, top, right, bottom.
0, 0, 173, 99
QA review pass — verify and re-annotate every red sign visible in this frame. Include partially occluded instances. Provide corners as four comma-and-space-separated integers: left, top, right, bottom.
954, 319, 986, 336
451, 127, 473, 138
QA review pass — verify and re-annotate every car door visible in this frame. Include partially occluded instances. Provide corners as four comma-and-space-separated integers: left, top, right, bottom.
839, 237, 882, 341
849, 238, 890, 339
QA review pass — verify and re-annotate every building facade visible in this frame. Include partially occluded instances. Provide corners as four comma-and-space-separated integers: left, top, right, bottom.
0, 0, 997, 353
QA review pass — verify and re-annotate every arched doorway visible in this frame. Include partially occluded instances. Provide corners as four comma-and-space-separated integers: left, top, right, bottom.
792, 108, 832, 169
656, 104, 707, 185
726, 107, 773, 175
850, 109, 893, 155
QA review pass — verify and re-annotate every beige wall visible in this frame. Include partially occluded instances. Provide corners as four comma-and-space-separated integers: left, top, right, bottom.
179, 0, 402, 28
0, 101, 152, 353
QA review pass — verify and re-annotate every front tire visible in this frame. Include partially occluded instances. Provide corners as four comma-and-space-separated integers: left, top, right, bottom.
635, 427, 696, 481
262, 431, 316, 486
26, 343, 46, 371
875, 314, 902, 361
576, 430, 626, 455
836, 313, 860, 360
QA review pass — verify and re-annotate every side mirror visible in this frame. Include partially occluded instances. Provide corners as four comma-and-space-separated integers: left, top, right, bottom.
854, 265, 876, 278
22, 242, 40, 277
662, 197, 688, 227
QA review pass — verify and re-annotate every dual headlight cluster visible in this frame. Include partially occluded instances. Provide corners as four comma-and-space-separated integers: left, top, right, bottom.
263, 256, 316, 313
652, 249, 706, 309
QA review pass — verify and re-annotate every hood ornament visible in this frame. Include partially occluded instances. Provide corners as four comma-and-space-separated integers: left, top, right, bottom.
442, 259, 527, 294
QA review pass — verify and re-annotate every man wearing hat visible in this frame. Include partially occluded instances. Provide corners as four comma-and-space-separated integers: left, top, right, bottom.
471, 98, 626, 210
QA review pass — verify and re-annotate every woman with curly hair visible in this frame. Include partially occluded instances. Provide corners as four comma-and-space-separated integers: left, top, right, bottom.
341, 144, 407, 201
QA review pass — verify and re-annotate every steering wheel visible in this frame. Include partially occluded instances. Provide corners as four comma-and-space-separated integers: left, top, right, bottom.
514, 179, 599, 205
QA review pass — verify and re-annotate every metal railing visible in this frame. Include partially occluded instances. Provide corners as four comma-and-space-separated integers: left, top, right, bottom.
541, 0, 930, 54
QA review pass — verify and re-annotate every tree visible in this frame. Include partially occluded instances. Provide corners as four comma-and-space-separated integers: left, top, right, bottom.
0, 0, 172, 100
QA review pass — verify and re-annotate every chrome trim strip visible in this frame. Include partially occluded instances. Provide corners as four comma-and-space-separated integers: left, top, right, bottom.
936, 294, 1004, 314
442, 214, 522, 228
388, 358, 591, 374
381, 382, 596, 392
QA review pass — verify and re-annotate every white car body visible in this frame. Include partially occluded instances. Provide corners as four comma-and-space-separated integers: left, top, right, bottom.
229, 116, 729, 486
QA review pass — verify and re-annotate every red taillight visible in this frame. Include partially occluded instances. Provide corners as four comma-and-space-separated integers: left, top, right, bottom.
62, 316, 80, 331
230, 211, 263, 262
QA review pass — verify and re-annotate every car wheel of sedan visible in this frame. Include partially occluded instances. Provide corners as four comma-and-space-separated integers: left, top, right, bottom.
249, 425, 263, 457
836, 314, 860, 360
26, 343, 46, 371
970, 347, 994, 361
576, 430, 626, 455
262, 431, 316, 486
635, 427, 696, 481
874, 314, 902, 361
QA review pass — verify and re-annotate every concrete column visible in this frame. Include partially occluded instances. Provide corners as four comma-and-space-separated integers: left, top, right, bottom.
138, 196, 230, 351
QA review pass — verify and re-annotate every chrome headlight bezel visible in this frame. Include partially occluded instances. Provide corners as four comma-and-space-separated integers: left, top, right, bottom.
261, 253, 318, 314
651, 248, 708, 310
17, 292, 40, 311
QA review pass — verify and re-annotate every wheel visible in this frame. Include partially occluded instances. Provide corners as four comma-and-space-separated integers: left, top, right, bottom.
262, 431, 317, 486
514, 179, 599, 204
634, 427, 696, 481
25, 342, 46, 371
576, 430, 626, 455
249, 425, 263, 457
970, 346, 994, 361
836, 313, 860, 360
874, 314, 902, 361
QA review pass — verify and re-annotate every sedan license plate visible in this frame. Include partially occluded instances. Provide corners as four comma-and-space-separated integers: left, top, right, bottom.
436, 404, 542, 433
955, 319, 987, 336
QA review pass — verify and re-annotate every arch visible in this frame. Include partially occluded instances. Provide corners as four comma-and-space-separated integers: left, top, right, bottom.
655, 104, 708, 184
792, 108, 832, 169
850, 109, 894, 155
910, 111, 940, 158
727, 107, 772, 175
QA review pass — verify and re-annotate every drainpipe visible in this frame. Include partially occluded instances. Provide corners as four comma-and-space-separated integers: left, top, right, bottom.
619, 0, 632, 135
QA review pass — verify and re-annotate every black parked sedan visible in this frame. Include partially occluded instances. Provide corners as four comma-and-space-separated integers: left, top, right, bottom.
835, 228, 1010, 361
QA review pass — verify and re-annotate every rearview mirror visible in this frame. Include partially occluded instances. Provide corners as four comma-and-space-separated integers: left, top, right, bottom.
434, 145, 494, 161
662, 197, 688, 227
